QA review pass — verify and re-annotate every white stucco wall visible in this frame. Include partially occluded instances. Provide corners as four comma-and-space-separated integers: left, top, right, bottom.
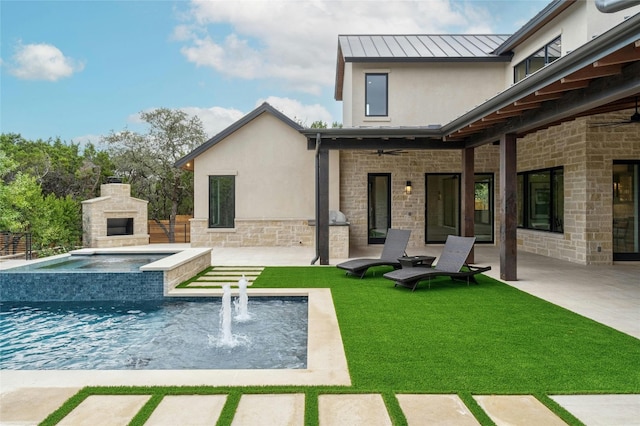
507, 1, 640, 87
347, 62, 507, 127
192, 111, 340, 222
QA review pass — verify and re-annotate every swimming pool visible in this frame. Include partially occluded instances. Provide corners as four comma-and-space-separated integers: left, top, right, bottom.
0, 297, 308, 370
0, 250, 211, 302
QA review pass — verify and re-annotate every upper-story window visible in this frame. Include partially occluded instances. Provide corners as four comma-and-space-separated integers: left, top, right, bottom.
365, 73, 388, 116
514, 36, 561, 83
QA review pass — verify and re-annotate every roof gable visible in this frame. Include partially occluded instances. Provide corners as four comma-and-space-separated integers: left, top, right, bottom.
175, 102, 303, 169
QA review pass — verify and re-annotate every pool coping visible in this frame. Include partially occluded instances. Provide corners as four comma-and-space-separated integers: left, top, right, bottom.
0, 288, 351, 390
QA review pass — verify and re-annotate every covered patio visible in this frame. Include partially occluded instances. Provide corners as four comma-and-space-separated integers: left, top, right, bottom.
302, 12, 640, 279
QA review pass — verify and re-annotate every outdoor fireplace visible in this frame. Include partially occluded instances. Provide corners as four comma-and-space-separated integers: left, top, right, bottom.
82, 183, 149, 248
107, 218, 134, 236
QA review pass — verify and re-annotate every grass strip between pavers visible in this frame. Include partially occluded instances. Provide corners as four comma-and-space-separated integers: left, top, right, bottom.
41, 266, 639, 425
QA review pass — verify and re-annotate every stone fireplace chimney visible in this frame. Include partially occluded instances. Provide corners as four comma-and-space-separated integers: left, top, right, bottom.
81, 183, 149, 248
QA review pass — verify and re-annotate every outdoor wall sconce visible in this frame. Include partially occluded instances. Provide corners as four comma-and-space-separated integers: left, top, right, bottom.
405, 181, 412, 195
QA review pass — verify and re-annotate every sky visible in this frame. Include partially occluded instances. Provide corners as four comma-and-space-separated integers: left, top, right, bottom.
0, 0, 549, 148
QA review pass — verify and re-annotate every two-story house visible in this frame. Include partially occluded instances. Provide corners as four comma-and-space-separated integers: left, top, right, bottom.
178, 0, 639, 279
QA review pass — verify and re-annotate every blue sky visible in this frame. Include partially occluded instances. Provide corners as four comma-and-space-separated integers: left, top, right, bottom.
1, 0, 548, 147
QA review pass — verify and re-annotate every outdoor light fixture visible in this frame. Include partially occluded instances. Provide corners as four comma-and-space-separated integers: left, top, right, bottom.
405, 180, 412, 195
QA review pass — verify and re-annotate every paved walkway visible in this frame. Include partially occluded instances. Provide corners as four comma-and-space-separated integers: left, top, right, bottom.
1, 245, 639, 425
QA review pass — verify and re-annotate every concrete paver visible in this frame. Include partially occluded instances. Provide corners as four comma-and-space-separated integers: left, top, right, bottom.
56, 395, 150, 426
144, 395, 227, 426
474, 395, 567, 426
0, 387, 80, 425
231, 393, 305, 426
550, 394, 640, 426
318, 394, 392, 426
396, 394, 481, 425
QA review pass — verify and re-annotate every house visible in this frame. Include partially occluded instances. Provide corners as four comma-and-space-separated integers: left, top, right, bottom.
179, 0, 640, 278
175, 103, 346, 258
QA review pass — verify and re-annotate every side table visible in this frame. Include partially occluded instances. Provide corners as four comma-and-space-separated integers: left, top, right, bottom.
398, 255, 436, 268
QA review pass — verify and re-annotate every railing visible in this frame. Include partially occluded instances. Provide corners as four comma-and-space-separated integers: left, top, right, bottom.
148, 223, 190, 244
1, 231, 33, 260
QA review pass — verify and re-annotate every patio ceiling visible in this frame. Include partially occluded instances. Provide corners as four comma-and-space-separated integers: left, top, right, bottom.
302, 12, 640, 150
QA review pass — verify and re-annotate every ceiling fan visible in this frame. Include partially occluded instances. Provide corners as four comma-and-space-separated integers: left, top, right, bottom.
592, 96, 640, 127
371, 149, 406, 156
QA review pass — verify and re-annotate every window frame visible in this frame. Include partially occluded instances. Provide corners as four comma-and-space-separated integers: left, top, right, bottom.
513, 36, 561, 83
208, 175, 235, 229
517, 166, 564, 233
365, 73, 388, 117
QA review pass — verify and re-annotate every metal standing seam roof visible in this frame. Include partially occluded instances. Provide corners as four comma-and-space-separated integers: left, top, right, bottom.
338, 34, 512, 61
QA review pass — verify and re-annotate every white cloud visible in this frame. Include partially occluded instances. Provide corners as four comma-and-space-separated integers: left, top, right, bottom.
127, 106, 245, 139
180, 106, 245, 137
9, 42, 84, 81
176, 0, 493, 94
257, 96, 334, 127
71, 134, 107, 150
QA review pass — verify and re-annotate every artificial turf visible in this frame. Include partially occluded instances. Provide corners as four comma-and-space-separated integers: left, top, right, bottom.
40, 266, 640, 425
252, 266, 640, 394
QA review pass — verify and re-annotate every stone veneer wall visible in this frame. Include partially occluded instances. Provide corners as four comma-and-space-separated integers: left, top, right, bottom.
339, 144, 501, 251
517, 111, 639, 264
189, 219, 349, 259
339, 111, 638, 265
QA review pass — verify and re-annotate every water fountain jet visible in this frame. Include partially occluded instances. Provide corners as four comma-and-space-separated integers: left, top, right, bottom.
234, 275, 251, 321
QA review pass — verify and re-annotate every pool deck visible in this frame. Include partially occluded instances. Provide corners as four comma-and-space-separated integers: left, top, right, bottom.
1, 244, 639, 425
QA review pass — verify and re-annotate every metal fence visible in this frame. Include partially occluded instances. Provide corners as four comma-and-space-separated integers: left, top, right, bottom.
1, 231, 33, 260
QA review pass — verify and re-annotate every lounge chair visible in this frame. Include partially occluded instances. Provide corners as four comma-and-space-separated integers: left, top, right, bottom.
383, 235, 491, 291
336, 229, 411, 278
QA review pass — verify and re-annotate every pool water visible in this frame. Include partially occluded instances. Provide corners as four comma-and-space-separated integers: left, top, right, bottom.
0, 297, 308, 370
5, 254, 171, 273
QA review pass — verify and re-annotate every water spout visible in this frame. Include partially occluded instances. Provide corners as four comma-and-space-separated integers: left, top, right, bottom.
234, 275, 251, 322
217, 284, 236, 347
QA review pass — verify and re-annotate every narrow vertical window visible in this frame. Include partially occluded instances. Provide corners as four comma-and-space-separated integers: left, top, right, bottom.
209, 176, 235, 228
365, 73, 388, 116
368, 173, 391, 244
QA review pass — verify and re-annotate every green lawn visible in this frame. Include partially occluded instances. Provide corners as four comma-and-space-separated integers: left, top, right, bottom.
253, 266, 640, 394
43, 266, 640, 425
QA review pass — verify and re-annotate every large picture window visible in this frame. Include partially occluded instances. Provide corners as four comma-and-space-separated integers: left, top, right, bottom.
517, 167, 564, 233
209, 175, 235, 228
365, 73, 388, 117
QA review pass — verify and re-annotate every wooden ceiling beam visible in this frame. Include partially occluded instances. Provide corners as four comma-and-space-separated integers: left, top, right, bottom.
535, 79, 590, 95
561, 63, 622, 83
593, 43, 640, 67
515, 92, 564, 105
498, 102, 541, 114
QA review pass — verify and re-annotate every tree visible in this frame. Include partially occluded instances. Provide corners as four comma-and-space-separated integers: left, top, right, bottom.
0, 133, 113, 200
0, 148, 81, 253
103, 108, 206, 242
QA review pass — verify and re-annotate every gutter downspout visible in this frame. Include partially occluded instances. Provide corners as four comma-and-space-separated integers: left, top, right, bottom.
310, 133, 321, 265
596, 0, 640, 12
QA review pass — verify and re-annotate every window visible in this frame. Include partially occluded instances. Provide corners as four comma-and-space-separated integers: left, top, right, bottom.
365, 73, 388, 116
514, 36, 561, 83
368, 173, 391, 243
517, 167, 564, 233
209, 176, 235, 228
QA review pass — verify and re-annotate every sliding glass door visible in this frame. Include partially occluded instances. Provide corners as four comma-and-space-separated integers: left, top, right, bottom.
425, 173, 494, 243
613, 161, 639, 261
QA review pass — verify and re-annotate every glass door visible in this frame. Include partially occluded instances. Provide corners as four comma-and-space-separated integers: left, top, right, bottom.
613, 161, 639, 261
425, 174, 460, 243
368, 173, 391, 244
474, 174, 494, 243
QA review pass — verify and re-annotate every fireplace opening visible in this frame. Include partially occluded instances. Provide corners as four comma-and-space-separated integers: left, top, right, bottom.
107, 218, 134, 236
